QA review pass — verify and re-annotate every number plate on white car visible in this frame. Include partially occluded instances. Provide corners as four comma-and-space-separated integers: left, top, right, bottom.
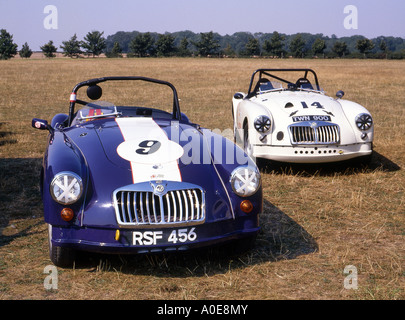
133, 227, 197, 246
292, 115, 331, 122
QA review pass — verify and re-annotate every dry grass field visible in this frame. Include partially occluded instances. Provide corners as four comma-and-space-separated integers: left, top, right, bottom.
0, 57, 404, 301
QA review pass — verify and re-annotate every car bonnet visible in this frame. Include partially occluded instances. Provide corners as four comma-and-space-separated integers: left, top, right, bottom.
92, 117, 215, 184
254, 91, 346, 119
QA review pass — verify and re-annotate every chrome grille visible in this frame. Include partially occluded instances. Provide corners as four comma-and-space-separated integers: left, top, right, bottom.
289, 124, 340, 145
114, 188, 205, 227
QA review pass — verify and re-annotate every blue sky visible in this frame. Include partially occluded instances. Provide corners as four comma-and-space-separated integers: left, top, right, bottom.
1, 0, 404, 50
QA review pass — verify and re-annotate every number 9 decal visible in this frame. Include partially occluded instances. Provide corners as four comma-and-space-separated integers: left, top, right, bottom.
117, 138, 184, 164
136, 140, 161, 155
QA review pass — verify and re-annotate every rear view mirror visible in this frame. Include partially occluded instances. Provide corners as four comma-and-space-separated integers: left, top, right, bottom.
32, 118, 50, 130
336, 90, 345, 99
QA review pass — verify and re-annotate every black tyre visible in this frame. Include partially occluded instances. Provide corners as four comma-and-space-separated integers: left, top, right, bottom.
48, 224, 76, 268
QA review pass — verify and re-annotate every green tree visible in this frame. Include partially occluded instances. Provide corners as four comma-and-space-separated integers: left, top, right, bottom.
129, 32, 155, 57
0, 29, 18, 60
379, 40, 388, 59
193, 31, 220, 57
312, 38, 326, 57
245, 37, 261, 56
262, 31, 285, 57
41, 40, 57, 58
332, 41, 349, 58
356, 38, 375, 58
106, 41, 123, 58
155, 34, 175, 57
81, 31, 106, 57
19, 42, 32, 58
60, 34, 82, 58
289, 34, 306, 58
223, 43, 236, 57
177, 37, 191, 57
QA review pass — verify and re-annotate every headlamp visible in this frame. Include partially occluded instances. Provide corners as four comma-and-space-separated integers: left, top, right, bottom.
355, 113, 373, 131
50, 172, 83, 205
254, 115, 271, 133
230, 166, 261, 197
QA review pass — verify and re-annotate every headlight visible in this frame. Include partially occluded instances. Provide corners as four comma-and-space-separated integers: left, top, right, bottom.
254, 115, 271, 133
230, 166, 261, 197
355, 113, 373, 131
50, 172, 83, 205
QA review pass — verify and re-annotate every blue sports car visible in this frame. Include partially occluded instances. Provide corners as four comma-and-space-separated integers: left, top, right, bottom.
32, 77, 262, 267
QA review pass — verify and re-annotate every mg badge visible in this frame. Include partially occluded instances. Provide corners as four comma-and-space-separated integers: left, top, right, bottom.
310, 122, 317, 128
155, 184, 165, 193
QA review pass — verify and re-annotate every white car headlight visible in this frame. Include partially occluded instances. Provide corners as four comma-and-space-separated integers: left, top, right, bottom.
355, 113, 373, 131
254, 115, 271, 133
230, 166, 261, 197
50, 172, 83, 205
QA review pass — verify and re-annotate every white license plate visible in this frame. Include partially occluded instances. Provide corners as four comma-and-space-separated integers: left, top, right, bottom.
133, 227, 197, 246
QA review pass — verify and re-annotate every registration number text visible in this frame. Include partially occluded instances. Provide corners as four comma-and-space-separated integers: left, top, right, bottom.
133, 228, 197, 245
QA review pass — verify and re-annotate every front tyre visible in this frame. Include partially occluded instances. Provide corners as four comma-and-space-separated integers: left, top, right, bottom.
48, 224, 76, 268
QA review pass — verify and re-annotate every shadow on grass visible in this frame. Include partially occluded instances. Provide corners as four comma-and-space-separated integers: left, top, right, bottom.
0, 158, 44, 248
71, 199, 317, 276
258, 151, 401, 177
0, 122, 18, 146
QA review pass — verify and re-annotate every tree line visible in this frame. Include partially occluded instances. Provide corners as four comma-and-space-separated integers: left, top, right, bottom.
105, 30, 405, 59
1, 28, 404, 60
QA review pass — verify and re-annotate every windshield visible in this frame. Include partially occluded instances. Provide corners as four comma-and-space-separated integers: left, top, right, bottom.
73, 102, 120, 123
248, 69, 324, 98
257, 80, 324, 95
72, 101, 174, 125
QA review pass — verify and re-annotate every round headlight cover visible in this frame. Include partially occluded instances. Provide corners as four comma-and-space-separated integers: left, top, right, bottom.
50, 172, 83, 205
230, 166, 261, 197
355, 113, 373, 131
254, 115, 271, 133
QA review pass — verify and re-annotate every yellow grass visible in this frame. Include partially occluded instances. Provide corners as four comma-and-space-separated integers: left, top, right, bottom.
0, 57, 404, 300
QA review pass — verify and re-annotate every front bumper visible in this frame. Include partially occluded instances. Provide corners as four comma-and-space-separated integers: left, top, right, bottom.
50, 215, 260, 254
253, 142, 372, 163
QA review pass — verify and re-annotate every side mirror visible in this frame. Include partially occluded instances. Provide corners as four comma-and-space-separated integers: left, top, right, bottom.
336, 90, 345, 99
180, 112, 190, 123
32, 118, 52, 132
233, 93, 244, 100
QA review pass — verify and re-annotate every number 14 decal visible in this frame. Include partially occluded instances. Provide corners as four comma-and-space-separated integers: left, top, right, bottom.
301, 101, 324, 109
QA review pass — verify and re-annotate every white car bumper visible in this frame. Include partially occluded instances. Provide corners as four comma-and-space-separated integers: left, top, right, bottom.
253, 142, 372, 163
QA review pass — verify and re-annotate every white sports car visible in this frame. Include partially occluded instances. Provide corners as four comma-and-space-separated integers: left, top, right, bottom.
232, 68, 374, 164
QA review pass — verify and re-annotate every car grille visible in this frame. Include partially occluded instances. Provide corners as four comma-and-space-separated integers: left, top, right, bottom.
114, 188, 205, 227
289, 124, 340, 145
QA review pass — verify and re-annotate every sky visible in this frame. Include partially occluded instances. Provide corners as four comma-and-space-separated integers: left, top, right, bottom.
1, 0, 404, 50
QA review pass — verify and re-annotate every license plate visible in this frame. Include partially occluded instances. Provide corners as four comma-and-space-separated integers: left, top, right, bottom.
292, 115, 331, 122
133, 227, 197, 246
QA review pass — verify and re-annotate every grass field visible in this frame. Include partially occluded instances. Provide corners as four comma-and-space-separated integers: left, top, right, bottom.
0, 57, 404, 300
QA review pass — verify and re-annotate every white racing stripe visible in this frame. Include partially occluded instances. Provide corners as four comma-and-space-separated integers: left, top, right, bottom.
115, 118, 183, 183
